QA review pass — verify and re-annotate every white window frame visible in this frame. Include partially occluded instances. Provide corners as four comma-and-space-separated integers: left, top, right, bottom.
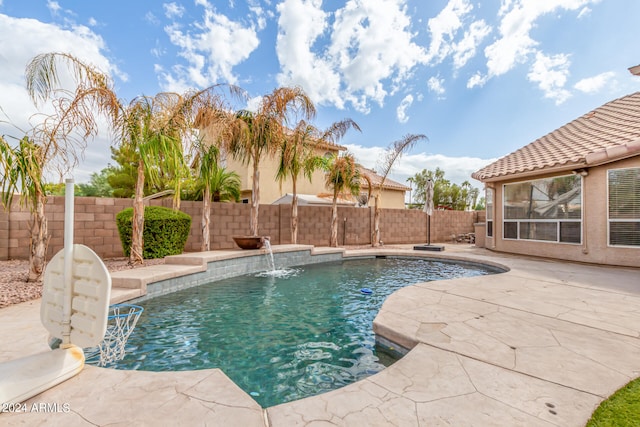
486, 188, 493, 238
607, 167, 640, 248
502, 174, 583, 244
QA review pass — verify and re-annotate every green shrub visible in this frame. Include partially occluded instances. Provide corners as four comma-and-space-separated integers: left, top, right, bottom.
116, 206, 192, 259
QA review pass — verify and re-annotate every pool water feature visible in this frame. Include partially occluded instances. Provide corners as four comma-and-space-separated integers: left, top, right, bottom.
111, 257, 498, 407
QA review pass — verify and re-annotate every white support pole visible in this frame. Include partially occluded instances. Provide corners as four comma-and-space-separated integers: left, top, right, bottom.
61, 179, 74, 348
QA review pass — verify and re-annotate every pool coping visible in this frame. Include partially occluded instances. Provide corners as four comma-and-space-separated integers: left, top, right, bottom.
1, 245, 639, 426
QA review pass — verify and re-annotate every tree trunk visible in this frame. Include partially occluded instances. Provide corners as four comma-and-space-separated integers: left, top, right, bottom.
130, 159, 145, 266
250, 162, 259, 236
173, 178, 181, 211
28, 190, 48, 282
372, 194, 380, 247
201, 184, 211, 252
330, 197, 338, 247
291, 179, 298, 244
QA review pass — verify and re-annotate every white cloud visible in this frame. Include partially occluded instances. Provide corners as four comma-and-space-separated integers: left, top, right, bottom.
425, 0, 473, 64
527, 52, 571, 104
47, 0, 62, 15
275, 0, 342, 107
427, 76, 445, 97
249, 5, 268, 31
151, 40, 166, 58
476, 0, 597, 87
163, 2, 185, 19
577, 7, 592, 19
574, 71, 616, 93
396, 94, 413, 123
145, 12, 160, 25
466, 72, 486, 89
158, 0, 261, 90
88, 17, 98, 27
452, 19, 491, 69
422, 0, 490, 72
246, 95, 263, 112
345, 143, 495, 187
276, 0, 427, 113
0, 14, 123, 182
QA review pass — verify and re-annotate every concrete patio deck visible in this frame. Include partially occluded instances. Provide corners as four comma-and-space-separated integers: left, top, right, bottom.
1, 246, 638, 426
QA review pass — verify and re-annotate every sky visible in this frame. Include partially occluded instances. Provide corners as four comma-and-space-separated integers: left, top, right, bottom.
1, 0, 640, 193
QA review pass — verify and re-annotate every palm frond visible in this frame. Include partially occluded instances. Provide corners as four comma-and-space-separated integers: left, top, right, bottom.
377, 133, 427, 189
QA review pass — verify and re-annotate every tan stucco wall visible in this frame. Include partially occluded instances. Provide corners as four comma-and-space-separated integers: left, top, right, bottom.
366, 190, 407, 209
226, 152, 408, 209
485, 156, 639, 268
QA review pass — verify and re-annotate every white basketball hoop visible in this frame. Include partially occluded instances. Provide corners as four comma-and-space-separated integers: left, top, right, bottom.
84, 304, 144, 367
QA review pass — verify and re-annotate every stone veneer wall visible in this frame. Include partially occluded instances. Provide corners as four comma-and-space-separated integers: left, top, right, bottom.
137, 249, 347, 301
1, 196, 479, 260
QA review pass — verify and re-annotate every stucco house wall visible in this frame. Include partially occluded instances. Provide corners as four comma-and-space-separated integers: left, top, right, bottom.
476, 92, 640, 268
484, 156, 639, 268
226, 152, 409, 209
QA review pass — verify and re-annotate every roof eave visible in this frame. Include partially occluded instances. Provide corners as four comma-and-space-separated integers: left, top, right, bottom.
474, 139, 640, 183
584, 138, 640, 167
474, 161, 588, 183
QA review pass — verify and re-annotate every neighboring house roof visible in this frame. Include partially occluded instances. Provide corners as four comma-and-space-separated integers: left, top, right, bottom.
271, 193, 356, 206
359, 167, 411, 191
472, 92, 640, 182
315, 140, 347, 152
281, 128, 347, 152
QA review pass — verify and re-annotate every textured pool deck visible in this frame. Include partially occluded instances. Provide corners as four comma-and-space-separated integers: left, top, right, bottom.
1, 245, 639, 426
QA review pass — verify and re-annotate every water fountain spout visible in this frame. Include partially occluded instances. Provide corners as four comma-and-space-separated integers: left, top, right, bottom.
263, 238, 276, 273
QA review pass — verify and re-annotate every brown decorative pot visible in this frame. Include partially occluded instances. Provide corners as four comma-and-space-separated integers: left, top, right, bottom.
232, 236, 267, 250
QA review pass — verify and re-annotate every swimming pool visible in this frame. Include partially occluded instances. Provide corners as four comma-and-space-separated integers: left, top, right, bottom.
108, 257, 498, 407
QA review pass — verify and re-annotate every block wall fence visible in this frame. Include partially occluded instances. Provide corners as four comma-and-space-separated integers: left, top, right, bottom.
0, 196, 481, 260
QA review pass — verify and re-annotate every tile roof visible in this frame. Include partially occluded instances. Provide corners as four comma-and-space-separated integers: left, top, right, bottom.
472, 92, 640, 182
359, 166, 411, 191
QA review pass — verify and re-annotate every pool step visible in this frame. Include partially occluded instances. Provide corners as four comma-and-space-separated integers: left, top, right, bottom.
110, 287, 144, 305
110, 264, 203, 300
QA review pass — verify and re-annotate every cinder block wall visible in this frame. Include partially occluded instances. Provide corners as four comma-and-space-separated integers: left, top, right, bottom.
2, 196, 479, 260
0, 201, 10, 260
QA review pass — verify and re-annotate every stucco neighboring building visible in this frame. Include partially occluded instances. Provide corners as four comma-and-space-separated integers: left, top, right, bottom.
473, 92, 640, 268
358, 166, 411, 209
226, 144, 410, 209
224, 139, 344, 205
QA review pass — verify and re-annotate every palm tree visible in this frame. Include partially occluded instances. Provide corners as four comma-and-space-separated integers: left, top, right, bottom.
26, 52, 242, 265
0, 137, 47, 281
192, 140, 240, 251
3, 52, 121, 281
324, 152, 361, 247
122, 87, 242, 264
276, 118, 360, 244
228, 87, 315, 237
371, 134, 426, 247
120, 93, 194, 264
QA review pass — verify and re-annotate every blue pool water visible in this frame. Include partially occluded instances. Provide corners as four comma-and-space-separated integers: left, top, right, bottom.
110, 257, 498, 407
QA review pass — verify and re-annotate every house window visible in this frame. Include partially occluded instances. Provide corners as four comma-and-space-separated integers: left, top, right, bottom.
486, 188, 493, 237
503, 174, 582, 244
608, 167, 640, 247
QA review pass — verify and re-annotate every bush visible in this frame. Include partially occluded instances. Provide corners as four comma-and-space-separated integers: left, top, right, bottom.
116, 206, 192, 259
